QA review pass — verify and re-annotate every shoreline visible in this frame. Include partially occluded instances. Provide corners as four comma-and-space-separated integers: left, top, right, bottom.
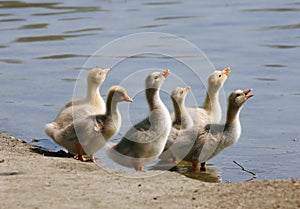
0, 132, 299, 209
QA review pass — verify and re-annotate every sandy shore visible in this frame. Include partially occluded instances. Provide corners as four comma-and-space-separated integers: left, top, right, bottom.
0, 133, 299, 209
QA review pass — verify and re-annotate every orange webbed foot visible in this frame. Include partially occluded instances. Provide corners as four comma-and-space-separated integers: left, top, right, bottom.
134, 163, 143, 171
89, 154, 96, 163
74, 154, 88, 162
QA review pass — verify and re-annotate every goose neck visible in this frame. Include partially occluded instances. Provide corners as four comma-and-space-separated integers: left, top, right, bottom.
105, 92, 119, 117
203, 89, 219, 112
87, 82, 100, 103
172, 97, 181, 121
172, 98, 189, 124
225, 105, 241, 129
146, 88, 161, 110
223, 106, 242, 147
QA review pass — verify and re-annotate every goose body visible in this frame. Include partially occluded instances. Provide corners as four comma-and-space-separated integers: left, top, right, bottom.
48, 86, 132, 162
169, 89, 254, 171
107, 69, 172, 171
45, 67, 109, 140
160, 86, 193, 161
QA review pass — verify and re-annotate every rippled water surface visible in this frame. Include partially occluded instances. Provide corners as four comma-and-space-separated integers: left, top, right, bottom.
1, 0, 300, 182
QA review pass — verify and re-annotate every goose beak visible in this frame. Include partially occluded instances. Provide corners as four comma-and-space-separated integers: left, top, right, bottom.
124, 96, 133, 102
222, 67, 231, 76
104, 68, 110, 74
186, 86, 191, 91
243, 89, 254, 99
161, 69, 170, 78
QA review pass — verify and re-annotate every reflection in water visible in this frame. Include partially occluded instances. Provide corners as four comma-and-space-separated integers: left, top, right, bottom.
143, 2, 181, 6
137, 24, 168, 29
0, 1, 104, 17
0, 1, 59, 9
155, 16, 196, 21
255, 77, 277, 81
262, 44, 299, 49
151, 161, 221, 183
37, 54, 89, 60
31, 6, 104, 16
289, 93, 300, 96
0, 58, 23, 64
243, 8, 300, 12
64, 27, 103, 34
58, 17, 90, 21
15, 34, 81, 43
264, 64, 286, 68
61, 78, 78, 82
18, 23, 49, 30
0, 1, 102, 13
259, 23, 300, 31
0, 18, 25, 22
114, 55, 200, 60
32, 11, 83, 16
0, 13, 13, 17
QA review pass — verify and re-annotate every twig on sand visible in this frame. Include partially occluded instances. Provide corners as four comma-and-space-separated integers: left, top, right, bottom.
233, 160, 257, 178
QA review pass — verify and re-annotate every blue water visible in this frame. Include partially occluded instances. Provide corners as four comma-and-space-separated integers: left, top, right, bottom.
0, 0, 299, 182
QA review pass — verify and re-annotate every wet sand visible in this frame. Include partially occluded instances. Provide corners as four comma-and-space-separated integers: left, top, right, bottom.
0, 133, 299, 209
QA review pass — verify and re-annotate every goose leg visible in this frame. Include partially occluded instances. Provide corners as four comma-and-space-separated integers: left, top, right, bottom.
192, 158, 199, 172
200, 162, 206, 171
171, 154, 177, 164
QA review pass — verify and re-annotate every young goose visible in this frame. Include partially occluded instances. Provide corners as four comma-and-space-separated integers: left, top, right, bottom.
65, 67, 110, 114
186, 67, 231, 126
107, 69, 172, 171
45, 67, 109, 139
160, 86, 193, 161
171, 86, 193, 130
169, 89, 254, 171
50, 86, 132, 162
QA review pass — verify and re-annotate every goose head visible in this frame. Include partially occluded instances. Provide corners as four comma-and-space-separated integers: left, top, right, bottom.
171, 86, 191, 105
88, 67, 110, 85
109, 86, 133, 103
207, 67, 231, 92
145, 69, 170, 89
228, 89, 254, 109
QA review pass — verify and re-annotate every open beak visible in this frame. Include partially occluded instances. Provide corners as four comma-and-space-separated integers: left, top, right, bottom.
222, 67, 231, 77
161, 69, 170, 78
243, 89, 254, 99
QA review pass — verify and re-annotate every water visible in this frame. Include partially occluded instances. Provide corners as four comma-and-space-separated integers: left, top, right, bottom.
1, 0, 300, 182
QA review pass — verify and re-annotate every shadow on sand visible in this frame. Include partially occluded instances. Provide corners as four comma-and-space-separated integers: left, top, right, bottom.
30, 146, 74, 158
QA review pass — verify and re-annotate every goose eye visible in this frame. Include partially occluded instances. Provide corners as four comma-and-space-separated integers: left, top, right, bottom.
236, 93, 241, 97
154, 76, 159, 79
181, 91, 184, 94
218, 74, 222, 78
